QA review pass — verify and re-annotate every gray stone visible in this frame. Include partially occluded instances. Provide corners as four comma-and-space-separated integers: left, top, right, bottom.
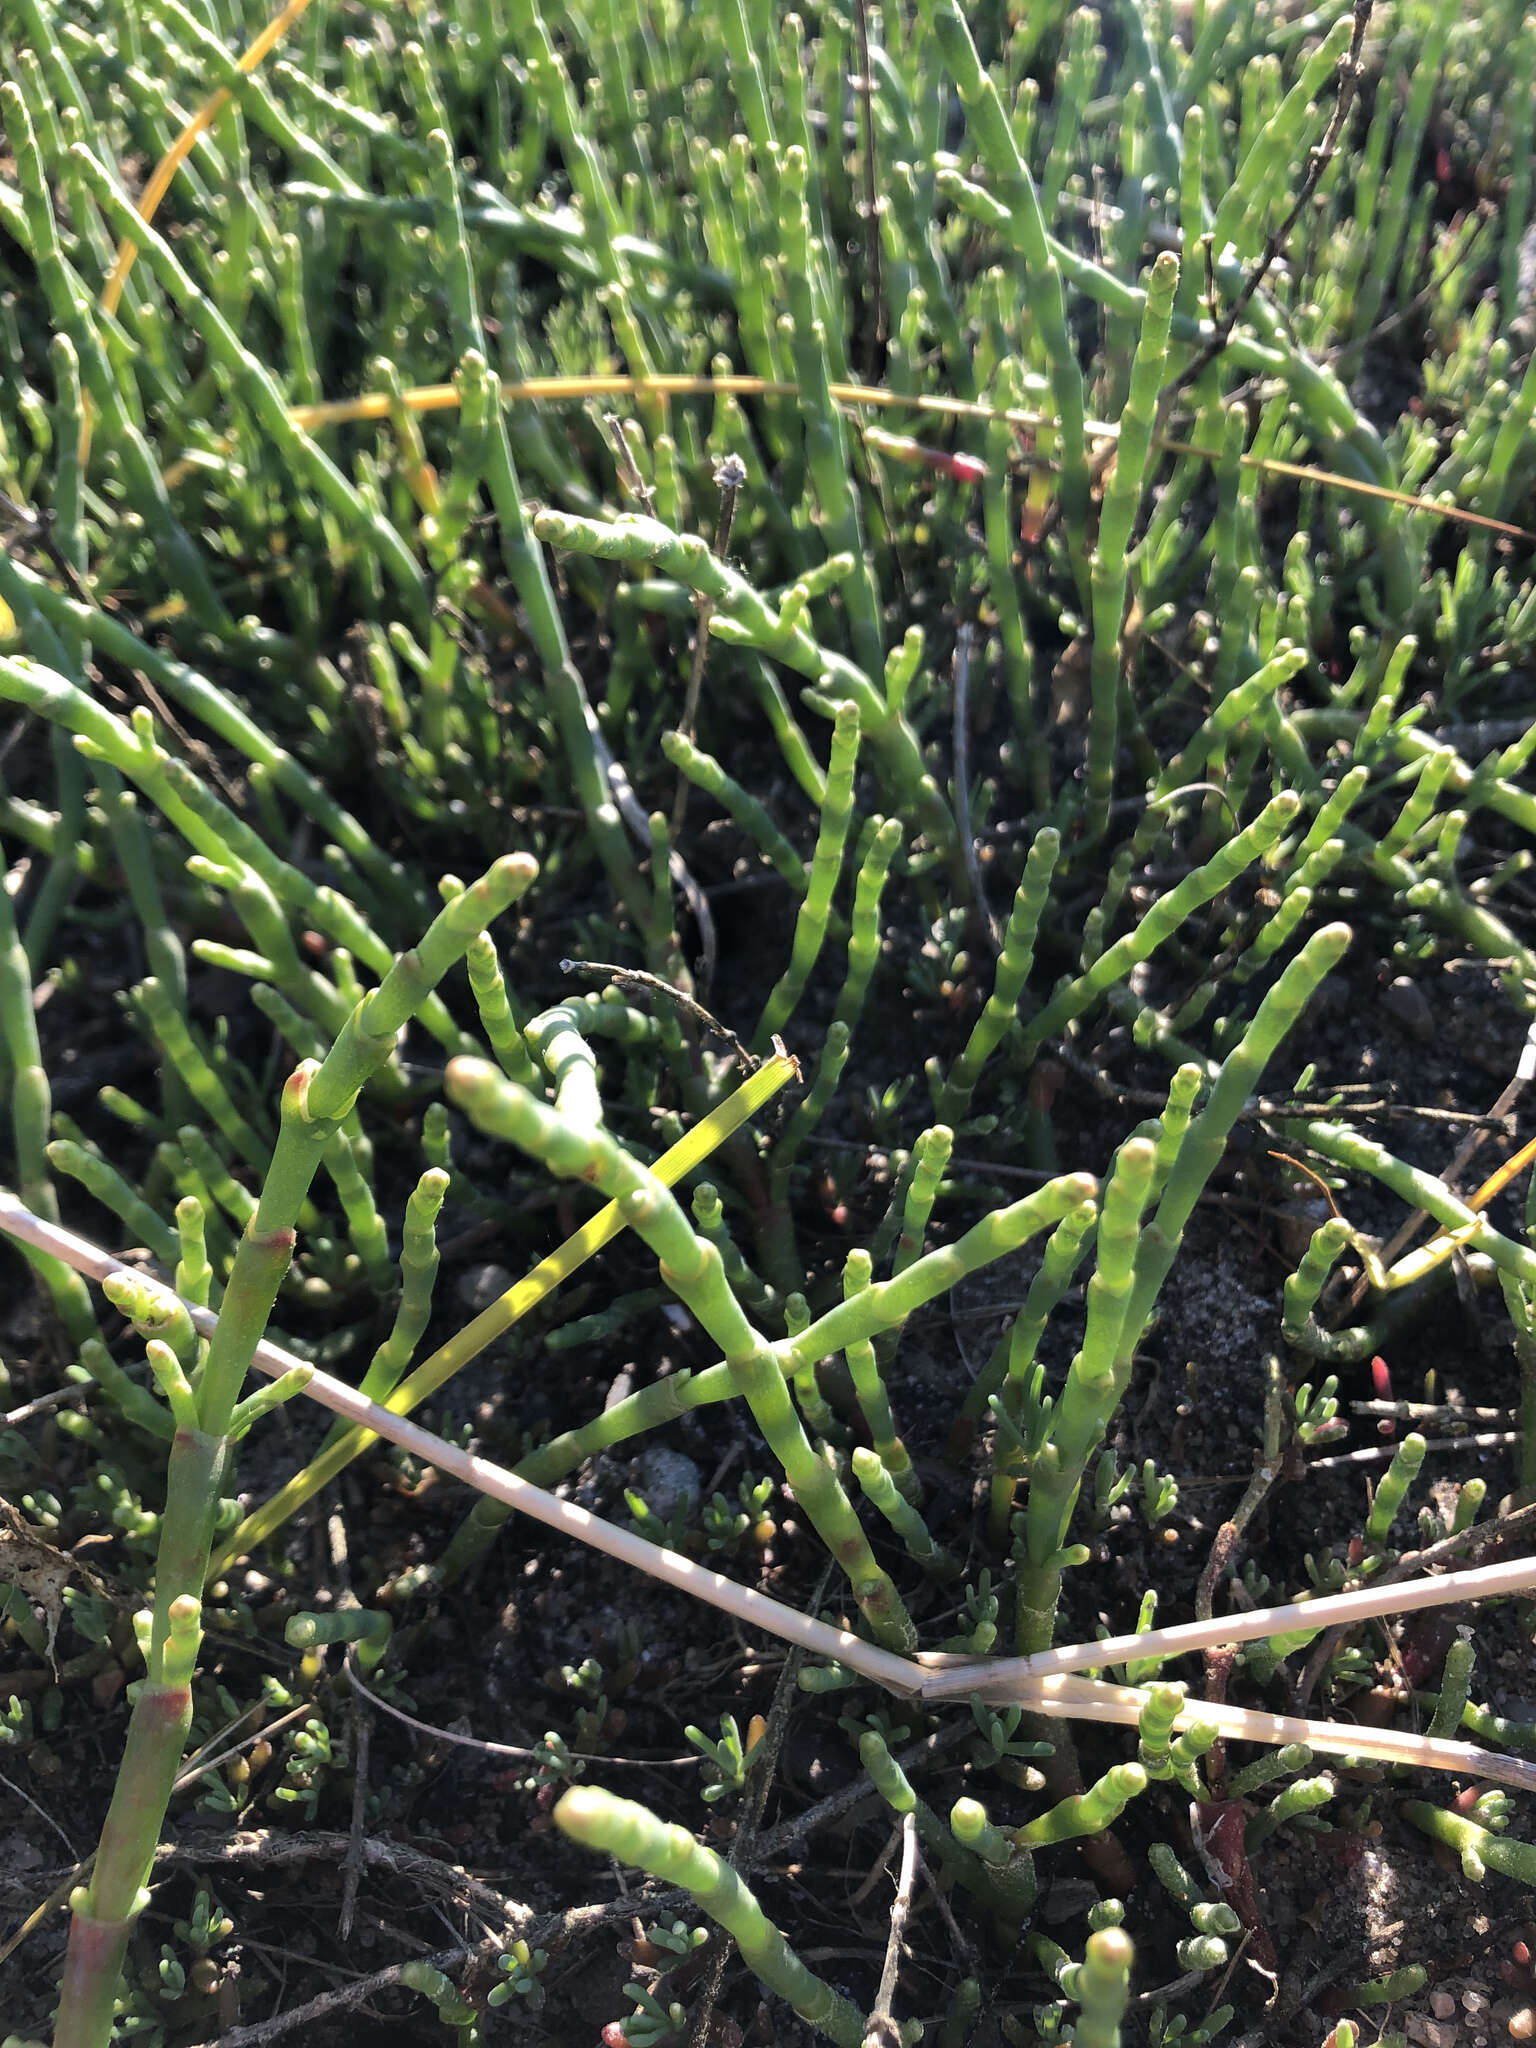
630, 1447, 702, 1521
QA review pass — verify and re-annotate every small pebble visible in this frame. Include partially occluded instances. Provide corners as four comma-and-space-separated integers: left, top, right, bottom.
455, 1262, 515, 1311
1434, 1996, 1460, 2022
1381, 973, 1435, 1041
1508, 2011, 1536, 2041
630, 1446, 702, 1521
1274, 1197, 1331, 1265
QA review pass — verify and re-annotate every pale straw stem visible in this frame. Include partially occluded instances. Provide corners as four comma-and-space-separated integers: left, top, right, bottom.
4, 1191, 1531, 1789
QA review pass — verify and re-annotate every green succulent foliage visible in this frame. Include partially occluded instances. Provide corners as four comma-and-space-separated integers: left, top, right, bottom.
0, 0, 1533, 2042
685, 1711, 761, 1803
614, 1983, 688, 2048
0, 1695, 33, 1748
172, 1889, 234, 1958
270, 1715, 343, 1821
487, 1940, 549, 2012
522, 1730, 584, 1793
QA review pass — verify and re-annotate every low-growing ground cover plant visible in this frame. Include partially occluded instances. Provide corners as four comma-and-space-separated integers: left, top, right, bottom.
3, 0, 1536, 2041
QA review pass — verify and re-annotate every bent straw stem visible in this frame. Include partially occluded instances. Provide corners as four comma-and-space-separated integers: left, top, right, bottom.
207, 1047, 797, 1575
991, 1676, 1536, 1794
278, 375, 1536, 544
98, 0, 317, 323
916, 1552, 1536, 1699
3, 1190, 1533, 1790
0, 1187, 918, 1696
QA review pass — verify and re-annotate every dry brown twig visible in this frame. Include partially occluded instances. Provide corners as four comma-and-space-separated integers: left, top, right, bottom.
0, 1699, 315, 1971
1291, 1495, 1536, 1711
863, 1811, 918, 2048
340, 1647, 699, 1768
160, 1828, 530, 1937
4, 1193, 1535, 1792
1157, 0, 1375, 411
210, 1941, 496, 2047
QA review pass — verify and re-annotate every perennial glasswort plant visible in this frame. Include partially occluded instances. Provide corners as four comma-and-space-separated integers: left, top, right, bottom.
4, 0, 1536, 2040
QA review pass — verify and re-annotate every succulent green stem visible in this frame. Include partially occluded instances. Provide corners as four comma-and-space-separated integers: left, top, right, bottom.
1365, 1432, 1427, 1545
937, 828, 1058, 1124
1060, 1926, 1135, 2048
1020, 795, 1302, 1061
1082, 251, 1179, 843
1244, 1773, 1335, 1850
754, 702, 861, 1051
863, 1733, 1035, 1919
51, 858, 534, 2048
446, 1056, 917, 1649
0, 846, 96, 1345
1281, 1216, 1351, 1347
556, 1788, 865, 2046
1427, 1637, 1476, 1742
1014, 1762, 1148, 1849
285, 1607, 393, 1674
851, 1448, 953, 1573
